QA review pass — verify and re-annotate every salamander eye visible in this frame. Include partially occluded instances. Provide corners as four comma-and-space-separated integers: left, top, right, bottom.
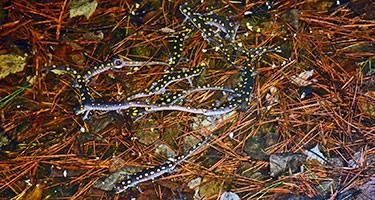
114, 59, 123, 66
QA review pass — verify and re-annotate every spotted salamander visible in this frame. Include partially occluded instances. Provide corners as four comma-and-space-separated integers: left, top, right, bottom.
127, 62, 205, 101
231, 64, 257, 112
179, 5, 223, 45
180, 4, 239, 44
240, 46, 282, 63
179, 4, 282, 69
168, 23, 193, 69
44, 64, 97, 120
44, 65, 92, 102
202, 14, 239, 42
125, 85, 238, 117
84, 59, 170, 81
75, 101, 162, 120
76, 60, 256, 118
164, 85, 238, 105
178, 5, 242, 67
77, 90, 246, 120
113, 132, 214, 194
139, 95, 242, 116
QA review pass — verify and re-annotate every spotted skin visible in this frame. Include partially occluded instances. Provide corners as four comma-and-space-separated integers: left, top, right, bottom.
76, 78, 92, 104
179, 5, 241, 66
241, 46, 282, 63
179, 5, 281, 68
113, 132, 214, 194
76, 89, 247, 119
233, 61, 256, 97
75, 101, 159, 115
179, 5, 222, 45
44, 64, 95, 120
225, 45, 282, 69
44, 64, 81, 79
179, 4, 239, 45
124, 91, 186, 117
44, 58, 173, 121
75, 80, 95, 120
76, 60, 255, 118
141, 94, 244, 116
202, 14, 239, 41
127, 62, 205, 101
164, 85, 238, 105
169, 23, 193, 69
125, 85, 237, 116
43, 5, 279, 121
44, 65, 92, 102
84, 59, 170, 81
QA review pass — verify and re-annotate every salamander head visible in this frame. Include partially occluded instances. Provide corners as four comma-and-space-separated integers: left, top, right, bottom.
112, 59, 125, 69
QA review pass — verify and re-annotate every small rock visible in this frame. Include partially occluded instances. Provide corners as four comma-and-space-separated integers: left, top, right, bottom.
270, 153, 306, 177
220, 191, 240, 200
188, 177, 202, 199
358, 177, 375, 200
154, 143, 176, 158
348, 151, 375, 175
328, 157, 344, 167
93, 165, 142, 191
305, 144, 326, 165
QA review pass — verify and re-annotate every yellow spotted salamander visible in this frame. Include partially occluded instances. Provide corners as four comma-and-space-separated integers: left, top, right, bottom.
168, 23, 193, 69
179, 5, 223, 44
76, 58, 254, 118
84, 59, 170, 81
127, 62, 205, 101
164, 85, 238, 105
180, 4, 238, 44
75, 101, 163, 121
179, 4, 281, 68
178, 5, 242, 67
43, 64, 96, 119
224, 45, 282, 70
169, 11, 239, 70
77, 87, 245, 120
139, 95, 243, 116
44, 65, 92, 103
232, 63, 257, 110
125, 85, 238, 117
138, 61, 257, 115
202, 14, 239, 42
113, 132, 214, 194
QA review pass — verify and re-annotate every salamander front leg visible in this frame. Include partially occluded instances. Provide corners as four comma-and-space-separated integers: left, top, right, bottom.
187, 77, 193, 87
82, 110, 95, 121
